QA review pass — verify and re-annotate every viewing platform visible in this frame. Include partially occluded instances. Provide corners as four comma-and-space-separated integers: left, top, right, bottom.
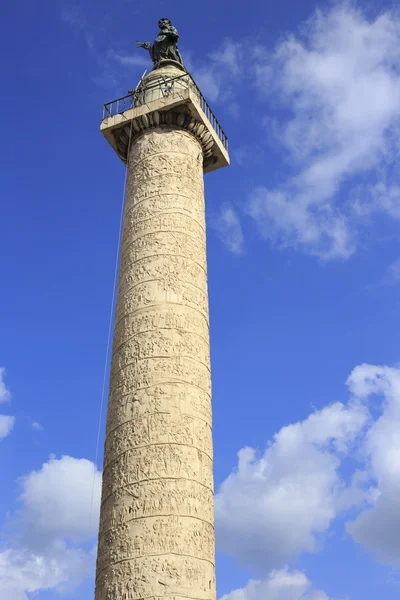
100, 68, 229, 174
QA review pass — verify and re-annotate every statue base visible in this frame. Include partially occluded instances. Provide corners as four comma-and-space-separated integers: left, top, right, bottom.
152, 59, 186, 73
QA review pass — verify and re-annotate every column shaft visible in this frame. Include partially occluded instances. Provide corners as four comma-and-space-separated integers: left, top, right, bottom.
95, 128, 215, 600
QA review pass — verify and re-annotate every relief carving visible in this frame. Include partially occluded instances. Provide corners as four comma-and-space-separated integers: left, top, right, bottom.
124, 194, 205, 226
104, 412, 212, 466
122, 211, 205, 245
118, 230, 207, 274
113, 306, 209, 348
125, 175, 204, 210
109, 357, 211, 395
129, 129, 203, 166
117, 255, 207, 301
106, 383, 212, 426
102, 444, 213, 500
115, 279, 209, 321
96, 554, 215, 600
96, 128, 214, 600
100, 479, 214, 527
98, 516, 214, 566
129, 153, 202, 186
111, 330, 209, 375
119, 229, 207, 273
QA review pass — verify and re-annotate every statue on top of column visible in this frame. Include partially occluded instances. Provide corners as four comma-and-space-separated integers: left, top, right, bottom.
136, 18, 184, 67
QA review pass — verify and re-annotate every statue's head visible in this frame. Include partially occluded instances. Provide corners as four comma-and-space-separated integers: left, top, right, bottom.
158, 17, 172, 29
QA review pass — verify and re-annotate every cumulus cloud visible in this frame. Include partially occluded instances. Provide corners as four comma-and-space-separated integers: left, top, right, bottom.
216, 361, 400, 573
227, 101, 241, 120
0, 367, 11, 403
247, 5, 400, 259
0, 546, 90, 600
215, 399, 369, 572
248, 188, 354, 261
382, 257, 400, 285
346, 364, 400, 563
0, 455, 102, 599
209, 39, 242, 77
0, 415, 15, 441
0, 368, 14, 441
31, 421, 44, 432
61, 5, 95, 51
212, 203, 244, 255
220, 568, 335, 600
107, 49, 150, 69
234, 145, 265, 168
187, 39, 245, 103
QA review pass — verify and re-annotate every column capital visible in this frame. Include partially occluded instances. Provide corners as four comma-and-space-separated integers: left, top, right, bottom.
100, 67, 230, 174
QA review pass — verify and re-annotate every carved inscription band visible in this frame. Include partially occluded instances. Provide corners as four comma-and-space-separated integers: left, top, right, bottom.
94, 129, 215, 600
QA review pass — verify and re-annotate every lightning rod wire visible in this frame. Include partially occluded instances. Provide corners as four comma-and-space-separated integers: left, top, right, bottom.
80, 116, 133, 598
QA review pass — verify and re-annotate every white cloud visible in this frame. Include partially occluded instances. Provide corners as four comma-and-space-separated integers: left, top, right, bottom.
234, 145, 265, 168
0, 415, 15, 441
61, 6, 84, 33
107, 49, 149, 69
61, 6, 94, 51
189, 64, 221, 102
346, 364, 400, 563
247, 5, 400, 259
188, 39, 244, 103
220, 567, 335, 600
212, 204, 244, 255
32, 421, 44, 432
227, 102, 241, 120
248, 188, 354, 260
215, 399, 368, 571
209, 39, 242, 76
0, 455, 101, 598
215, 361, 400, 573
0, 367, 11, 403
0, 369, 14, 441
0, 546, 90, 600
382, 257, 400, 285
17, 455, 101, 545
354, 181, 400, 221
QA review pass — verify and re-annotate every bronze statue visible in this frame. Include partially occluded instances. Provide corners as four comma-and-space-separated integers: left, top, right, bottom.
136, 18, 184, 67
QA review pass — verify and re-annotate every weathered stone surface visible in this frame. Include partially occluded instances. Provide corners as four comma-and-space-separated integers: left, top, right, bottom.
94, 128, 215, 600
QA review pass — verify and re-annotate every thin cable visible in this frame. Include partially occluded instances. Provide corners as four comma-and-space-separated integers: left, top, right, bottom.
81, 117, 134, 597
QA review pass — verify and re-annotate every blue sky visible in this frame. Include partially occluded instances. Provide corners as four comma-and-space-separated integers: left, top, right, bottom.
2, 0, 400, 598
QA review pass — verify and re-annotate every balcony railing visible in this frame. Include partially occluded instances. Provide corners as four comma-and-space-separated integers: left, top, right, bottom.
102, 73, 228, 151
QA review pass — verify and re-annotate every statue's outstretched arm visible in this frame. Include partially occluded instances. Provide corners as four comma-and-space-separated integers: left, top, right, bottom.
136, 41, 151, 49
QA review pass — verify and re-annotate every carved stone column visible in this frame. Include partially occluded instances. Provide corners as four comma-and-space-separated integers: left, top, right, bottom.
95, 64, 229, 600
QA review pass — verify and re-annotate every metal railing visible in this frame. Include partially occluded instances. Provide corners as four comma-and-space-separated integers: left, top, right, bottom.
189, 76, 228, 151
102, 94, 134, 120
102, 73, 228, 151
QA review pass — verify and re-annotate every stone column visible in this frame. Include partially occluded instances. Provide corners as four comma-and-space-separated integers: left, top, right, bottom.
94, 127, 215, 600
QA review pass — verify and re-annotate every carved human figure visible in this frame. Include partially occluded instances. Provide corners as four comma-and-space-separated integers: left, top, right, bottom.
136, 18, 183, 66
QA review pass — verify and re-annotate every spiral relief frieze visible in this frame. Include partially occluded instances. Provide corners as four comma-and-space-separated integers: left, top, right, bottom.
94, 128, 215, 600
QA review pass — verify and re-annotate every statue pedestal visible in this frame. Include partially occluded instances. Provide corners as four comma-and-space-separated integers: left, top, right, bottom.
153, 58, 186, 72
